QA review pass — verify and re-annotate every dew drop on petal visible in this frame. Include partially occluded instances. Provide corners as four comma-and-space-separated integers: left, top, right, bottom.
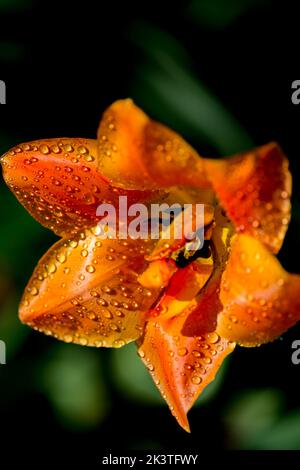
191, 375, 202, 385
178, 347, 188, 357
56, 253, 67, 263
86, 265, 95, 273
207, 332, 220, 344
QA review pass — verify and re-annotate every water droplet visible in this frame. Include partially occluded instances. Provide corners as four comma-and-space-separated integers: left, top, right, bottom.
90, 290, 100, 298
204, 356, 212, 364
103, 310, 113, 319
64, 335, 73, 343
102, 286, 113, 294
56, 253, 67, 263
40, 144, 50, 155
81, 249, 88, 257
178, 347, 188, 357
207, 332, 220, 344
85, 154, 95, 162
51, 144, 61, 154
192, 350, 201, 358
191, 375, 202, 385
47, 263, 56, 274
29, 286, 39, 296
110, 323, 120, 332
91, 225, 101, 236
77, 145, 88, 155
86, 265, 95, 273
63, 143, 73, 153
114, 339, 125, 347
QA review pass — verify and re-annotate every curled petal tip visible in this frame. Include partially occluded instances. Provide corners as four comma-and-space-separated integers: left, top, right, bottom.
205, 142, 291, 253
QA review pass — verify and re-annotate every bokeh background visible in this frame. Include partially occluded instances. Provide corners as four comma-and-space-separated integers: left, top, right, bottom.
0, 0, 300, 461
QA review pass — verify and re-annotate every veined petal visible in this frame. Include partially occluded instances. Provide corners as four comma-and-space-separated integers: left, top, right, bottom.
205, 143, 291, 253
137, 262, 234, 432
1, 138, 161, 237
97, 99, 211, 190
217, 234, 300, 346
20, 229, 161, 347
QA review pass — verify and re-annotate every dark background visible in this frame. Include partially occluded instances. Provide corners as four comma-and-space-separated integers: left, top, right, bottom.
0, 0, 300, 464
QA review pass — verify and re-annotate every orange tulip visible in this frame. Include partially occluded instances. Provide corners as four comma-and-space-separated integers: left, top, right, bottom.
1, 99, 299, 432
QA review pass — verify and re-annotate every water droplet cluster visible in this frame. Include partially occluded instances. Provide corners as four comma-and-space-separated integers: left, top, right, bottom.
20, 230, 160, 347
138, 320, 233, 422
218, 234, 300, 346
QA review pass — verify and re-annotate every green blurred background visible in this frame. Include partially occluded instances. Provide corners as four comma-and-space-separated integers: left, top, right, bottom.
0, 0, 300, 460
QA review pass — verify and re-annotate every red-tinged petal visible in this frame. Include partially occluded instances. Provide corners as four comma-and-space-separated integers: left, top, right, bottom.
138, 318, 234, 432
181, 208, 234, 336
1, 138, 161, 237
20, 229, 161, 347
217, 234, 300, 346
138, 262, 234, 432
97, 99, 211, 190
205, 143, 291, 253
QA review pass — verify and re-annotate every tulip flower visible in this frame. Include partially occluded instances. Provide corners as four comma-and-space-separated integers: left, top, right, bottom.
1, 99, 299, 432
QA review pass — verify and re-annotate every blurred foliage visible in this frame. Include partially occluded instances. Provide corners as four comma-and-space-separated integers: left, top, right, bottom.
224, 388, 283, 449
130, 22, 253, 154
111, 343, 164, 405
0, 292, 28, 359
225, 388, 300, 449
187, 0, 270, 30
39, 344, 110, 430
0, 41, 25, 62
255, 410, 300, 449
0, 0, 32, 11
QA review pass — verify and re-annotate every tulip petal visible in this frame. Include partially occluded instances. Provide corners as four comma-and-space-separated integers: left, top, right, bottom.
97, 99, 211, 189
20, 229, 161, 347
1, 138, 161, 237
137, 263, 234, 432
205, 143, 291, 253
217, 234, 300, 346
